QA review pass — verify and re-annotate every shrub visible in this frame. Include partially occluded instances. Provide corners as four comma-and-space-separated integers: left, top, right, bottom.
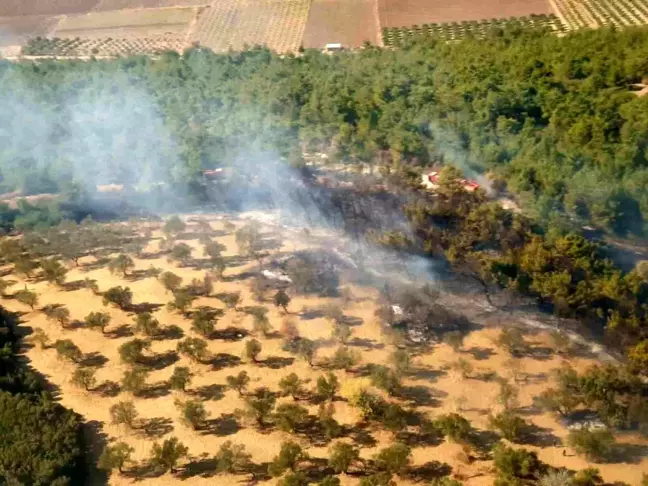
328, 442, 359, 473
316, 372, 339, 401
534, 388, 579, 417
149, 437, 188, 474
370, 365, 401, 395
450, 358, 473, 379
497, 379, 519, 410
163, 216, 186, 235
54, 339, 83, 363
85, 311, 111, 334
572, 468, 604, 486
167, 289, 196, 315
443, 330, 465, 351
215, 441, 251, 474
278, 472, 309, 486
332, 322, 352, 344
489, 410, 527, 441
244, 339, 262, 363
389, 349, 411, 375
134, 312, 160, 337
40, 258, 67, 286
121, 367, 149, 395
175, 398, 209, 430
226, 370, 250, 396
118, 339, 150, 365
268, 441, 306, 477
434, 413, 471, 442
373, 443, 411, 475
218, 291, 241, 310
159, 271, 182, 293
30, 327, 50, 349
279, 372, 306, 400
275, 403, 309, 432
168, 243, 192, 266
71, 367, 96, 391
274, 289, 291, 311
239, 388, 276, 427
169, 366, 193, 392
191, 307, 216, 337
177, 337, 209, 363
45, 306, 71, 328
102, 286, 132, 310
108, 254, 135, 277
110, 401, 138, 428
15, 288, 38, 310
497, 328, 527, 356
330, 346, 359, 370
318, 402, 341, 439
493, 444, 542, 481
567, 428, 615, 462
98, 442, 134, 474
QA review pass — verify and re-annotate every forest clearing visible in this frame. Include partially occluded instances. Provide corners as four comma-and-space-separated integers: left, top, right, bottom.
1, 212, 646, 485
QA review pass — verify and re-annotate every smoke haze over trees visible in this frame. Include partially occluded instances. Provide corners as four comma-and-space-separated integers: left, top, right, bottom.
0, 27, 647, 236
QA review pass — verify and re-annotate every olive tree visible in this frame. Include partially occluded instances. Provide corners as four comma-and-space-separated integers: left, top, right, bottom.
177, 337, 209, 363
108, 254, 135, 277
118, 339, 151, 365
15, 288, 38, 310
215, 441, 252, 474
274, 289, 291, 312
175, 398, 210, 430
268, 441, 306, 477
134, 312, 160, 337
71, 367, 97, 391
85, 311, 111, 334
159, 271, 183, 294
244, 339, 262, 363
54, 339, 83, 363
102, 286, 133, 310
98, 442, 135, 474
329, 443, 359, 474
170, 366, 193, 392
149, 437, 189, 474
121, 367, 149, 395
226, 370, 250, 396
45, 306, 71, 328
238, 389, 276, 428
40, 258, 67, 286
316, 373, 339, 401
110, 401, 138, 429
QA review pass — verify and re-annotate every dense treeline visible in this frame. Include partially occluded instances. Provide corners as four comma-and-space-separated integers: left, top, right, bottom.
1, 27, 648, 234
0, 306, 85, 484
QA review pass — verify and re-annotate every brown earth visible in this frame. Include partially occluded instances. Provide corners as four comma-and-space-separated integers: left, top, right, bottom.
0, 15, 60, 46
0, 0, 100, 17
302, 0, 380, 49
378, 0, 552, 28
93, 0, 210, 10
3, 215, 647, 485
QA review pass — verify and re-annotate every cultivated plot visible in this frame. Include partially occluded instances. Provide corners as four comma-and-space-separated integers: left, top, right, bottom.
193, 0, 311, 53
0, 15, 60, 46
378, 0, 552, 28
550, 0, 648, 29
302, 0, 380, 48
51, 7, 195, 39
0, 0, 100, 17
93, 0, 211, 10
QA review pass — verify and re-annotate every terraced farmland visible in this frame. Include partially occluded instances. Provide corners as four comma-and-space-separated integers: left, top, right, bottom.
550, 0, 648, 29
194, 0, 310, 53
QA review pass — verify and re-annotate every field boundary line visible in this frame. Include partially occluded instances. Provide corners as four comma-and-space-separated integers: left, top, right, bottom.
548, 0, 571, 29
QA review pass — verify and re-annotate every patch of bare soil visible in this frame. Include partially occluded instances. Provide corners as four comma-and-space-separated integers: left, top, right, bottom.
302, 0, 380, 49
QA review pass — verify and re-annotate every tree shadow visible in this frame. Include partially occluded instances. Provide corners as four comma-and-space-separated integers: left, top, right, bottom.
523, 344, 554, 361
341, 315, 364, 327
259, 356, 294, 369
412, 367, 446, 383
399, 385, 445, 407
604, 443, 648, 464
465, 346, 496, 361
212, 327, 247, 341
138, 416, 174, 439
141, 351, 179, 370
300, 308, 325, 320
157, 324, 184, 340
349, 337, 384, 350
126, 302, 163, 314
469, 429, 501, 455
95, 380, 120, 397
124, 269, 152, 282
209, 353, 241, 371
201, 414, 241, 436
122, 462, 164, 480
190, 383, 226, 401
349, 425, 377, 447
177, 455, 219, 479
107, 324, 133, 339
138, 381, 171, 399
62, 279, 88, 292
81, 352, 109, 368
406, 461, 452, 482
518, 422, 561, 447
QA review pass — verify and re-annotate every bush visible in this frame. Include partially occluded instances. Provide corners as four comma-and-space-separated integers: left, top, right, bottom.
45, 306, 71, 328
191, 307, 216, 337
226, 370, 250, 396
102, 286, 132, 310
149, 437, 188, 474
373, 443, 411, 475
567, 428, 615, 462
121, 367, 149, 395
98, 442, 134, 474
168, 243, 192, 266
493, 443, 542, 482
239, 388, 276, 427
389, 349, 411, 375
118, 339, 150, 365
175, 398, 209, 430
167, 289, 196, 314
489, 410, 527, 441
443, 330, 465, 351
434, 413, 471, 442
108, 254, 135, 277
268, 441, 306, 477
163, 216, 186, 235
275, 403, 309, 432
330, 346, 359, 370
40, 258, 67, 286
169, 366, 193, 392
134, 312, 160, 337
109, 401, 138, 428
274, 289, 291, 311
85, 311, 111, 333
54, 339, 83, 363
244, 339, 262, 363
317, 372, 339, 401
279, 372, 306, 400
370, 365, 401, 395
328, 442, 359, 473
497, 328, 527, 356
572, 468, 604, 486
15, 289, 38, 310
71, 367, 96, 391
159, 271, 182, 293
215, 441, 251, 473
177, 337, 209, 363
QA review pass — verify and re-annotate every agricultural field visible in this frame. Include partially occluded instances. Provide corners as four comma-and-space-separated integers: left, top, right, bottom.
550, 0, 648, 29
193, 0, 310, 53
93, 0, 210, 10
0, 15, 60, 46
2, 215, 647, 485
382, 15, 564, 47
0, 0, 100, 17
377, 0, 552, 28
302, 0, 381, 49
52, 7, 196, 38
